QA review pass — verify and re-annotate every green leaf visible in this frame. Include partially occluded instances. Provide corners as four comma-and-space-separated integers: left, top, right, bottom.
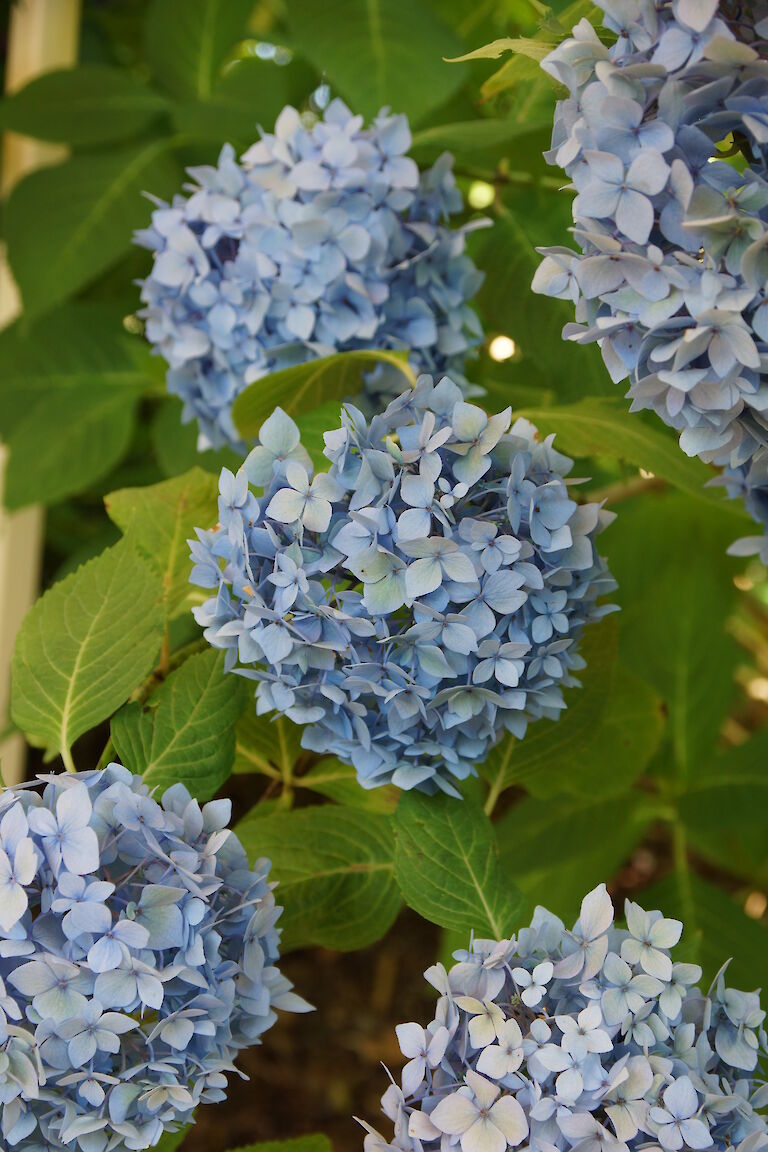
479, 1, 601, 99
112, 649, 246, 799
5, 140, 181, 319
11, 539, 163, 761
145, 0, 255, 100
495, 792, 655, 922
409, 118, 552, 168
106, 468, 219, 620
228, 1137, 332, 1152
607, 493, 740, 780
638, 873, 768, 992
236, 806, 400, 951
150, 397, 242, 478
482, 618, 665, 800
477, 210, 613, 402
233, 709, 303, 778
678, 732, 768, 883
393, 791, 522, 937
286, 0, 467, 120
0, 65, 169, 144
299, 758, 399, 813
4, 385, 141, 511
153, 1128, 190, 1152
232, 350, 414, 439
170, 56, 319, 145
447, 36, 556, 63
519, 398, 737, 509
295, 400, 343, 471
0, 305, 154, 509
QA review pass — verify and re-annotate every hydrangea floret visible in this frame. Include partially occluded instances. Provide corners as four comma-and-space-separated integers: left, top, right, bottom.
136, 98, 485, 449
532, 1, 768, 560
0, 765, 310, 1151
189, 374, 616, 797
364, 884, 768, 1152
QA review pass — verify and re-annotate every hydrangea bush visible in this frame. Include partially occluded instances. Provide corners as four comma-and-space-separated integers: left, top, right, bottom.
532, 0, 768, 559
136, 99, 485, 449
0, 765, 309, 1151
190, 374, 616, 796
365, 884, 768, 1152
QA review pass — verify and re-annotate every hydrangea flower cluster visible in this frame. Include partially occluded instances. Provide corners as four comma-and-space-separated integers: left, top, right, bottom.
0, 765, 310, 1151
532, 1, 768, 560
136, 98, 485, 450
190, 375, 616, 796
364, 884, 768, 1152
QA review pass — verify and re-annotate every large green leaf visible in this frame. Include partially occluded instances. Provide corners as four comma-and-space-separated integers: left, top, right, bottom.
607, 494, 740, 781
496, 792, 655, 922
4, 385, 141, 511
638, 873, 768, 992
477, 210, 613, 402
0, 305, 153, 509
112, 649, 247, 799
170, 56, 319, 145
448, 36, 557, 63
394, 791, 522, 937
5, 140, 181, 318
229, 1138, 332, 1152
479, 1, 601, 99
106, 468, 219, 619
0, 65, 169, 144
11, 539, 163, 762
236, 806, 400, 951
519, 398, 735, 510
287, 0, 467, 120
145, 0, 255, 100
482, 619, 664, 800
299, 759, 399, 813
409, 118, 552, 168
678, 732, 768, 884
153, 1128, 190, 1152
233, 709, 303, 778
232, 350, 414, 439
150, 397, 242, 479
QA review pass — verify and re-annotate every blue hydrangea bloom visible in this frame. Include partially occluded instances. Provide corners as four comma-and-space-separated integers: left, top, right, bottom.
0, 765, 310, 1151
533, 2, 768, 560
136, 99, 485, 450
364, 884, 768, 1152
189, 375, 616, 797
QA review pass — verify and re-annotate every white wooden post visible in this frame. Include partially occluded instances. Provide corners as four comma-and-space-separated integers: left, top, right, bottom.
0, 0, 82, 784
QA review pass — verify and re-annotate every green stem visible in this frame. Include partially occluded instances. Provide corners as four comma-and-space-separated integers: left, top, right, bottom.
96, 738, 115, 772
279, 756, 294, 809
61, 746, 77, 774
484, 771, 505, 817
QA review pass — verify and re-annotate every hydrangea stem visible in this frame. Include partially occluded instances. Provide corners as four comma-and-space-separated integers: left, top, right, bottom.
61, 745, 77, 773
